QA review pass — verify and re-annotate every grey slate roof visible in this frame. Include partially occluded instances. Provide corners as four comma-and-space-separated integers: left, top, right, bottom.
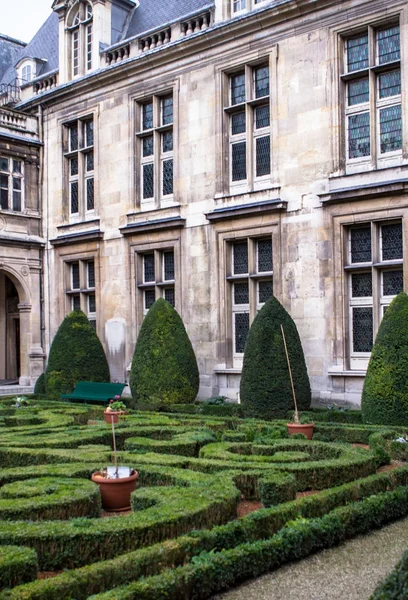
1, 12, 58, 85
124, 0, 214, 39
0, 35, 26, 81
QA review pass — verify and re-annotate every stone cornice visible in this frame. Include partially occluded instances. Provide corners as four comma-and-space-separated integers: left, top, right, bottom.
50, 228, 104, 245
119, 216, 186, 235
205, 198, 286, 222
319, 179, 408, 205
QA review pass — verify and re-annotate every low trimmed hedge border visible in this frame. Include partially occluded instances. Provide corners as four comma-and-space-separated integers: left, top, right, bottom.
0, 545, 38, 590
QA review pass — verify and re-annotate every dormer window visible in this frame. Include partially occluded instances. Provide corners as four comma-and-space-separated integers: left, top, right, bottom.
21, 65, 32, 83
16, 59, 37, 86
67, 1, 93, 78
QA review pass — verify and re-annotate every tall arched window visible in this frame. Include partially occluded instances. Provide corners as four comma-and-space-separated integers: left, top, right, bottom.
67, 1, 93, 78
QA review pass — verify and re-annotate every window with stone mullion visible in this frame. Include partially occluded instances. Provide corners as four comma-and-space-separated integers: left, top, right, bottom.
140, 249, 175, 315
0, 157, 23, 212
67, 258, 97, 325
66, 117, 94, 217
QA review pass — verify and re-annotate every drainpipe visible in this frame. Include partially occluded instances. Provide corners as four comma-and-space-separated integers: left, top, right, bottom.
37, 104, 46, 367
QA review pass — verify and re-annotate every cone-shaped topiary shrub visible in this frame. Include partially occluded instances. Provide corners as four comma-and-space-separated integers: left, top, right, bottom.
33, 372, 46, 395
45, 310, 110, 400
362, 292, 408, 426
240, 296, 311, 419
129, 298, 199, 408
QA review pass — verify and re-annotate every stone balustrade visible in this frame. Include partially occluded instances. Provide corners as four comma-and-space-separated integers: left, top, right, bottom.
106, 43, 130, 65
34, 73, 58, 95
181, 11, 212, 37
139, 28, 171, 52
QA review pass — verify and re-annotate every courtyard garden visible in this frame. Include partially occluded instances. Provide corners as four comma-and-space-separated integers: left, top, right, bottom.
2, 294, 408, 598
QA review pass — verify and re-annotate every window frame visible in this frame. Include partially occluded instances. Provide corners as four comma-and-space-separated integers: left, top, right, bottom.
67, 0, 93, 79
65, 256, 97, 328
0, 156, 24, 213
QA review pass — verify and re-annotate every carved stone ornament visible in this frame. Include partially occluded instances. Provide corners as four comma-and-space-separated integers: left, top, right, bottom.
0, 216, 6, 231
21, 266, 30, 277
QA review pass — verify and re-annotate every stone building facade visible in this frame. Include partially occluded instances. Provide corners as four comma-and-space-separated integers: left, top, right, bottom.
0, 0, 407, 405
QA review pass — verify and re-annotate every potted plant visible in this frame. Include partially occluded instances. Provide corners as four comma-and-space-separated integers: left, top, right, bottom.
104, 396, 127, 424
92, 409, 138, 511
281, 325, 314, 440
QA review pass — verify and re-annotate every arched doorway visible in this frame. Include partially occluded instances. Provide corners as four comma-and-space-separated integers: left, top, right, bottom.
0, 273, 20, 383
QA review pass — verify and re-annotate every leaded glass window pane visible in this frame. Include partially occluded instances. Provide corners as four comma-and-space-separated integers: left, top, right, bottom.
234, 312, 249, 353
145, 289, 155, 310
352, 306, 373, 352
379, 70, 401, 98
70, 181, 79, 213
161, 96, 173, 126
232, 141, 246, 181
85, 120, 94, 147
142, 102, 154, 130
144, 254, 155, 283
383, 270, 403, 296
348, 78, 369, 105
254, 66, 269, 98
377, 26, 400, 65
69, 123, 78, 151
351, 272, 372, 297
143, 136, 154, 157
164, 251, 174, 281
86, 152, 94, 172
70, 157, 78, 176
255, 105, 270, 129
259, 280, 273, 303
231, 73, 246, 105
234, 282, 249, 305
86, 178, 94, 210
348, 112, 370, 158
347, 35, 369, 72
162, 159, 173, 196
87, 261, 95, 288
380, 105, 402, 154
256, 135, 270, 177
257, 239, 273, 272
72, 295, 81, 311
71, 263, 80, 289
88, 294, 96, 313
350, 227, 371, 263
231, 112, 246, 135
162, 132, 173, 153
164, 288, 175, 306
233, 241, 248, 274
381, 222, 403, 260
12, 187, 21, 211
143, 163, 154, 199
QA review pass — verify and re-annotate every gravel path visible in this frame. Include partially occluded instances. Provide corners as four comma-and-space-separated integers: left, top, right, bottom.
212, 516, 408, 600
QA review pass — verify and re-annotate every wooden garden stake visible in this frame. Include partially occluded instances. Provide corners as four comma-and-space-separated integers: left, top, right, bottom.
281, 324, 300, 424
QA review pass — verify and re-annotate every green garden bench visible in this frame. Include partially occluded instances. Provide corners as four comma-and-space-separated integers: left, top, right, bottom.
61, 381, 126, 404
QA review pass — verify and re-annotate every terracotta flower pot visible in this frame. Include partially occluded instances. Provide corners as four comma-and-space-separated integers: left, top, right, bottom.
287, 422, 315, 440
91, 469, 139, 511
104, 410, 126, 424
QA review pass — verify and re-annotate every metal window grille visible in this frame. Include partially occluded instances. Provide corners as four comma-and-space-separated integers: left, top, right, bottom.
379, 70, 401, 98
255, 105, 270, 129
88, 294, 96, 313
351, 272, 372, 297
234, 282, 249, 304
381, 222, 403, 260
231, 112, 246, 135
257, 239, 273, 272
164, 288, 175, 306
231, 73, 246, 105
348, 78, 369, 105
348, 112, 370, 158
383, 270, 403, 296
379, 105, 402, 154
162, 159, 173, 196
164, 251, 175, 281
144, 254, 155, 282
256, 135, 270, 177
350, 227, 372, 263
234, 312, 249, 353
352, 306, 373, 352
143, 163, 154, 199
86, 178, 94, 210
87, 261, 95, 288
232, 141, 246, 181
71, 263, 80, 289
72, 295, 81, 311
258, 280, 273, 303
143, 103, 154, 130
161, 96, 173, 125
347, 35, 369, 72
254, 66, 270, 98
144, 289, 155, 310
377, 26, 400, 64
70, 181, 79, 213
233, 241, 248, 274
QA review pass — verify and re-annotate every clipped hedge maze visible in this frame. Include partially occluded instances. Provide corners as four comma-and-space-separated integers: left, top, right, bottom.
0, 399, 408, 599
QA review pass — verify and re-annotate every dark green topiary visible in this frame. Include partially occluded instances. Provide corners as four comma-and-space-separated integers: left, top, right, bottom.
129, 298, 199, 408
240, 296, 311, 419
45, 310, 110, 400
34, 373, 46, 395
362, 292, 408, 426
